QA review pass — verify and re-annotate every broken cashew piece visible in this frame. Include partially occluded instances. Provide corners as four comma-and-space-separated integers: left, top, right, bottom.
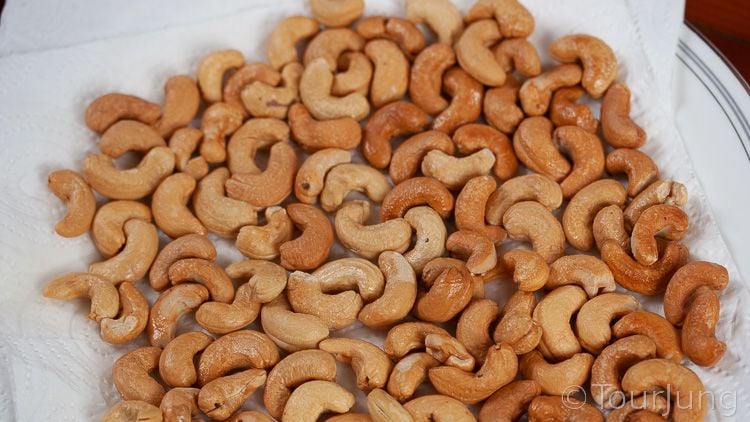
485, 174, 563, 226
89, 218, 159, 284
112, 346, 165, 406
100, 282, 149, 344
404, 0, 464, 45
159, 331, 213, 387
546, 254, 616, 298
320, 163, 391, 212
48, 169, 96, 238
152, 172, 207, 238
320, 338, 393, 391
533, 285, 587, 361
235, 207, 293, 260
576, 292, 641, 353
149, 234, 216, 291
519, 351, 594, 396
43, 272, 119, 322
282, 380, 355, 422
503, 201, 565, 264
261, 295, 330, 352
83, 146, 175, 200
335, 200, 412, 259
549, 34, 617, 98
264, 349, 337, 419
562, 179, 627, 251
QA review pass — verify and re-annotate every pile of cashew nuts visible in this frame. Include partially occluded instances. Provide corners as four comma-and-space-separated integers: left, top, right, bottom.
44, 0, 730, 421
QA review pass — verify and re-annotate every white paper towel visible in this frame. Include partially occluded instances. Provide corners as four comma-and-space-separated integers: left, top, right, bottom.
0, 1, 748, 420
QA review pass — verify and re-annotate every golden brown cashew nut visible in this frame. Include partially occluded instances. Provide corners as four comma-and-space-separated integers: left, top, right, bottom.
554, 125, 606, 198
100, 120, 166, 158
295, 148, 352, 204
282, 380, 355, 422
623, 411, 667, 422
429, 344, 518, 405
512, 117, 571, 181
403, 206, 447, 273
664, 261, 729, 325
310, 0, 363, 27
414, 267, 474, 323
112, 347, 164, 406
279, 203, 334, 270
148, 284, 209, 348
100, 282, 149, 344
300, 58, 370, 121
304, 28, 365, 69
152, 173, 207, 238
613, 311, 682, 362
326, 413, 373, 422
387, 353, 440, 402
456, 299, 498, 364
261, 295, 330, 352
547, 254, 616, 298
365, 39, 410, 108
549, 34, 617, 98
519, 351, 594, 396
286, 271, 363, 330
682, 286, 725, 367
226, 117, 290, 175
601, 239, 689, 295
455, 176, 506, 244
101, 400, 163, 422
266, 16, 319, 69
320, 338, 393, 391
197, 329, 279, 385
384, 322, 450, 360
502, 249, 549, 292
264, 349, 337, 419
453, 124, 518, 182
149, 234, 216, 290
503, 201, 565, 264
601, 82, 647, 148
519, 64, 582, 116
225, 259, 287, 304
631, 204, 689, 266
593, 204, 630, 252
225, 142, 297, 208
43, 272, 119, 321
168, 128, 207, 180
623, 179, 687, 230
563, 179, 627, 251
235, 206, 293, 260
446, 230, 498, 274
533, 285, 587, 361
465, 0, 534, 37
83, 146, 175, 200
241, 62, 302, 119
197, 49, 244, 103
159, 331, 213, 387
153, 75, 201, 138
363, 101, 430, 169
590, 335, 657, 409
493, 38, 541, 77
168, 258, 234, 303
91, 201, 152, 257
160, 387, 199, 422
422, 149, 496, 191
198, 369, 266, 420
313, 258, 384, 300
390, 131, 454, 184
85, 93, 161, 134
484, 75, 523, 135
409, 44, 455, 115
403, 395, 475, 422
333, 51, 374, 96
320, 163, 391, 212
550, 86, 598, 132
47, 169, 96, 238
288, 104, 361, 151
223, 63, 281, 115
455, 20, 504, 87
621, 359, 706, 422
607, 394, 670, 422
404, 0, 464, 45
485, 174, 563, 226
479, 380, 541, 422
199, 102, 244, 163
527, 395, 604, 422
193, 168, 258, 237
424, 333, 476, 371
90, 219, 159, 284
606, 148, 659, 197
367, 389, 412, 422
356, 16, 425, 58
335, 200, 412, 259
576, 292, 640, 353
493, 291, 542, 355
432, 68, 484, 135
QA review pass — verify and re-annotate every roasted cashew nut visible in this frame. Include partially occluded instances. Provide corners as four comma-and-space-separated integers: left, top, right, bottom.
484, 75, 524, 135
455, 176, 506, 244
446, 230, 498, 274
601, 239, 689, 295
152, 172, 207, 238
593, 204, 630, 252
333, 51, 374, 96
527, 395, 604, 422
47, 169, 96, 238
225, 259, 288, 304
494, 38, 541, 77
260, 295, 330, 352
365, 39, 410, 108
414, 265, 473, 323
149, 234, 216, 291
432, 67, 484, 135
502, 249, 549, 292
356, 251, 416, 329
295, 148, 352, 204
43, 272, 119, 322
83, 146, 175, 200
356, 16, 425, 58
562, 179, 627, 251
533, 285, 587, 361
320, 338, 393, 391
503, 201, 565, 264
225, 142, 297, 208
623, 179, 687, 230
194, 282, 260, 335
197, 49, 244, 103
226, 117, 290, 175
100, 282, 149, 344
281, 380, 355, 422
381, 176, 454, 221
409, 44, 455, 114
199, 102, 244, 164
402, 206, 447, 273
193, 167, 258, 237
546, 254, 616, 298
310, 0, 363, 27
235, 206, 294, 260
335, 200, 412, 259
606, 148, 659, 197
550, 86, 598, 133
404, 0, 464, 45
465, 0, 535, 37
198, 369, 266, 420
367, 389, 412, 422
147, 283, 209, 348
607, 395, 670, 422
455, 19, 505, 87
383, 322, 450, 360
390, 131, 454, 184
403, 395, 475, 422
279, 203, 334, 270
160, 387, 199, 422
304, 28, 365, 70
286, 271, 363, 330
168, 258, 234, 303
197, 329, 279, 385
100, 120, 166, 158
421, 148, 496, 191
575, 292, 640, 353
362, 101, 430, 169
90, 219, 159, 284
549, 34, 617, 98
479, 380, 541, 422
223, 63, 281, 115
682, 286, 726, 367
424, 333, 475, 371
168, 128, 208, 179
493, 291, 542, 355
100, 400, 163, 422
112, 346, 165, 406
613, 311, 682, 362
266, 16, 319, 69
512, 117, 570, 181
601, 82, 647, 148
300, 58, 370, 121
312, 257, 385, 302
519, 351, 594, 396
320, 163, 391, 212
456, 299, 498, 364
554, 125, 606, 198
664, 261, 729, 326
159, 331, 213, 387
264, 349, 337, 419
85, 93, 161, 134
590, 335, 656, 409
91, 200, 152, 257
631, 204, 689, 266
485, 174, 563, 226
289, 104, 361, 151
387, 353, 440, 403
454, 123, 518, 182
241, 62, 302, 119
519, 64, 582, 116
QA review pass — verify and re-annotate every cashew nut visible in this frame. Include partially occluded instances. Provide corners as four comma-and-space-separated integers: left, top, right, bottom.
240, 62, 301, 119
289, 104, 361, 151
563, 179, 627, 251
100, 282, 149, 344
494, 38, 541, 77
197, 329, 279, 385
631, 204, 689, 266
455, 20, 504, 87
225, 259, 288, 304
320, 338, 393, 391
554, 125, 606, 198
365, 39, 410, 108
261, 294, 330, 352
414, 265, 473, 322
549, 34, 617, 98
606, 148, 659, 197
601, 82, 646, 148
390, 131, 454, 184
593, 204, 630, 252
100, 120, 166, 158
100, 400, 163, 422
335, 200, 412, 259
328, 413, 373, 422
664, 261, 729, 325
197, 49, 244, 103
295, 148, 351, 204
313, 257, 385, 302
613, 311, 682, 362
422, 148, 496, 191
503, 201, 565, 263
362, 101, 430, 169
198, 369, 266, 420
402, 206, 447, 273
195, 282, 260, 335
160, 387, 199, 422
502, 249, 549, 292
193, 168, 258, 237
607, 395, 670, 422
623, 179, 687, 230
454, 124, 518, 182
112, 346, 164, 406
279, 203, 334, 270
591, 335, 657, 409
446, 230, 498, 274
199, 102, 244, 163
424, 333, 475, 371
519, 64, 582, 116
169, 128, 208, 180
386, 353, 440, 402
152, 172, 207, 238
533, 285, 587, 360
465, 0, 535, 38
479, 380, 541, 422
576, 292, 641, 353
300, 58, 370, 121
235, 206, 294, 260
512, 117, 570, 181
547, 254, 616, 297
226, 117, 290, 175
601, 239, 689, 295
225, 142, 297, 208
367, 389, 412, 422
224, 63, 281, 115
356, 16, 425, 58
432, 67, 484, 135
90, 218, 159, 284
550, 86, 598, 133
333, 51, 374, 96
266, 16, 319, 69
527, 395, 604, 422
304, 28, 365, 70
83, 146, 175, 200
484, 75, 524, 135
409, 44, 455, 114
493, 290, 542, 355
310, 0, 363, 27
167, 258, 234, 303
149, 234, 216, 290
43, 272, 119, 322
148, 283, 209, 347
403, 395, 475, 422
519, 351, 594, 396
358, 251, 417, 329
383, 322, 450, 360
682, 286, 725, 367
404, 0, 463, 45
320, 163, 391, 212
91, 200, 152, 257
48, 169, 96, 237
85, 93, 161, 134
485, 174, 563, 226
281, 380, 355, 422
286, 270, 363, 330
159, 331, 213, 387
264, 349, 337, 419
454, 176, 506, 244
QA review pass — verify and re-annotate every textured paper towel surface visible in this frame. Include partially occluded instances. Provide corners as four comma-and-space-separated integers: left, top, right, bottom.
0, 1, 748, 420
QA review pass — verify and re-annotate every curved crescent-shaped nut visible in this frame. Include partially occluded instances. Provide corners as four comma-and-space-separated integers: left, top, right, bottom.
409, 44, 455, 114
503, 201, 565, 264
240, 62, 302, 119
563, 179, 627, 251
493, 39, 540, 79
403, 395, 475, 422
414, 267, 474, 323
455, 20, 504, 87
264, 349, 337, 419
288, 104, 361, 151
613, 311, 682, 362
225, 259, 287, 304
547, 254, 616, 298
100, 282, 149, 344
593, 204, 630, 252
89, 219, 159, 284
225, 142, 297, 208
92, 200, 152, 257
226, 117, 290, 175
601, 240, 689, 295
153, 75, 200, 138
607, 395, 670, 422
149, 234, 216, 291
197, 330, 279, 386
100, 400, 163, 422
147, 284, 209, 348
519, 351, 594, 396
432, 67, 484, 135
576, 292, 640, 353
601, 82, 647, 148
484, 75, 523, 135
320, 338, 393, 391
85, 93, 161, 134
159, 331, 213, 387
465, 0, 534, 38
606, 148, 659, 197
320, 163, 391, 212
550, 86, 598, 132
159, 387, 199, 422
83, 146, 175, 200
261, 295, 330, 352
223, 63, 281, 114
384, 322, 450, 360
631, 204, 689, 266
295, 148, 352, 204
367, 389, 412, 422
479, 380, 541, 422
429, 344, 518, 405
197, 49, 244, 103
549, 34, 617, 98
325, 413, 373, 422
365, 39, 410, 108
193, 167, 258, 237
422, 149, 496, 191
304, 28, 365, 70
112, 347, 165, 406
664, 261, 729, 326
266, 16, 319, 69
235, 206, 293, 260
381, 177, 454, 220
300, 58, 370, 121
390, 131, 454, 184
152, 173, 206, 238
527, 395, 604, 422
591, 335, 656, 409
403, 206, 447, 273
424, 333, 476, 371
333, 51, 374, 96
486, 174, 563, 225
455, 176, 506, 244
312, 257, 385, 302
456, 299, 498, 364
335, 200, 412, 259
621, 359, 706, 422
520, 64, 582, 116
100, 120, 166, 158
387, 353, 440, 402
43, 272, 119, 321
502, 249, 549, 292
168, 128, 207, 179
493, 291, 542, 355
286, 271, 363, 330
512, 117, 570, 181
310, 0, 363, 27
554, 125, 606, 198
682, 287, 725, 367
533, 285, 587, 361
168, 258, 234, 303
199, 102, 244, 163
362, 101, 430, 169
623, 180, 687, 230
356, 16, 425, 59
282, 380, 355, 422
198, 369, 267, 420
48, 169, 96, 238
279, 203, 334, 270
454, 124, 518, 182
404, 0, 463, 45
446, 230, 498, 274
